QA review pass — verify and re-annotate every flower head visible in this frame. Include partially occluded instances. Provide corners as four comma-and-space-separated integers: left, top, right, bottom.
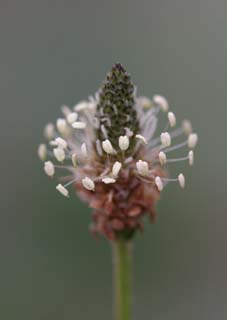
38, 63, 198, 240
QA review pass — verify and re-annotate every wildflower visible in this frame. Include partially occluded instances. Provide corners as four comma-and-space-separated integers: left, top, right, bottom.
38, 63, 198, 239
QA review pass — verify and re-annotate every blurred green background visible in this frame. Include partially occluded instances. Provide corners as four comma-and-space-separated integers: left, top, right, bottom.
1, 0, 226, 319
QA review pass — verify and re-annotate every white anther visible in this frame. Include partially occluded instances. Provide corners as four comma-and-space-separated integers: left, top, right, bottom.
168, 112, 176, 127
61, 105, 71, 116
102, 139, 114, 154
102, 177, 116, 184
56, 184, 69, 197
67, 112, 78, 124
155, 176, 163, 191
74, 101, 89, 112
44, 161, 55, 177
56, 118, 68, 135
82, 177, 95, 191
135, 134, 148, 144
119, 135, 130, 151
71, 153, 77, 167
38, 144, 47, 161
137, 96, 152, 109
178, 173, 185, 188
188, 133, 198, 148
72, 121, 86, 129
159, 151, 167, 165
112, 161, 122, 177
160, 132, 171, 147
55, 137, 67, 149
81, 143, 88, 158
53, 147, 65, 162
44, 123, 55, 140
136, 160, 149, 176
153, 95, 169, 112
188, 150, 194, 166
182, 119, 192, 135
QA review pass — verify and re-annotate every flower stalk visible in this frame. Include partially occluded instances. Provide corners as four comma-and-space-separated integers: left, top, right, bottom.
113, 238, 132, 320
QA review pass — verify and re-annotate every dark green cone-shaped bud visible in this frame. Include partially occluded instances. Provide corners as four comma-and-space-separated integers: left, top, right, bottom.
96, 63, 139, 151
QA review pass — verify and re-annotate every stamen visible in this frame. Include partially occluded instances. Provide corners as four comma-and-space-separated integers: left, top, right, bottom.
188, 133, 198, 148
81, 143, 88, 158
53, 147, 65, 162
44, 123, 55, 140
102, 177, 116, 184
112, 161, 122, 177
182, 119, 192, 135
61, 105, 71, 116
56, 184, 69, 197
44, 161, 55, 177
74, 101, 89, 112
158, 151, 167, 165
71, 153, 77, 167
38, 144, 47, 161
101, 124, 108, 139
72, 121, 86, 129
56, 118, 68, 135
102, 139, 114, 155
54, 137, 67, 149
96, 139, 103, 156
135, 134, 148, 145
163, 140, 188, 153
168, 112, 176, 127
160, 132, 171, 147
67, 112, 78, 124
155, 176, 163, 191
136, 160, 149, 176
153, 95, 169, 112
119, 135, 130, 151
82, 177, 95, 191
178, 173, 185, 188
189, 150, 194, 166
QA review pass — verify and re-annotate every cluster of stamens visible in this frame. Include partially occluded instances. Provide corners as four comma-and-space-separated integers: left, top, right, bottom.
38, 63, 198, 238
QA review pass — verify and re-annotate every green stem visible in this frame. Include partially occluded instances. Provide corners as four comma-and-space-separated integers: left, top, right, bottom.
112, 238, 133, 320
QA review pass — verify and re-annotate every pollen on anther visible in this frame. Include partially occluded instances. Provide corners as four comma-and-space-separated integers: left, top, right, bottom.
178, 173, 185, 188
56, 184, 69, 197
155, 176, 163, 191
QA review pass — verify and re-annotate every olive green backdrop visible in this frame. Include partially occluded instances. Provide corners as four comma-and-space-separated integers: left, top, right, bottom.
1, 0, 226, 319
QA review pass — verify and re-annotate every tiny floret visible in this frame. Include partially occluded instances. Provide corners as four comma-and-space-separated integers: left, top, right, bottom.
56, 184, 69, 197
102, 177, 116, 184
135, 134, 148, 144
44, 161, 55, 177
82, 177, 95, 191
188, 133, 198, 148
155, 176, 163, 191
159, 151, 167, 165
188, 150, 194, 166
112, 161, 122, 177
153, 95, 169, 112
178, 173, 185, 188
160, 132, 171, 147
74, 101, 89, 112
136, 160, 149, 176
119, 135, 130, 151
168, 112, 176, 127
38, 144, 47, 161
102, 139, 114, 154
53, 147, 65, 162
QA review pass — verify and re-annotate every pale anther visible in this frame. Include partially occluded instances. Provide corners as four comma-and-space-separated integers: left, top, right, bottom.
71, 153, 77, 167
155, 176, 163, 191
56, 184, 69, 197
119, 135, 130, 151
38, 144, 47, 161
55, 137, 67, 149
159, 151, 167, 165
67, 112, 78, 124
44, 161, 55, 177
188, 133, 198, 148
102, 139, 114, 154
168, 112, 176, 127
72, 121, 86, 129
153, 95, 169, 112
53, 147, 65, 162
135, 134, 148, 144
81, 143, 88, 158
82, 177, 95, 191
56, 118, 68, 135
136, 160, 149, 176
102, 177, 116, 184
160, 132, 171, 147
44, 123, 55, 140
188, 150, 194, 166
112, 162, 122, 177
182, 120, 192, 135
178, 173, 185, 188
